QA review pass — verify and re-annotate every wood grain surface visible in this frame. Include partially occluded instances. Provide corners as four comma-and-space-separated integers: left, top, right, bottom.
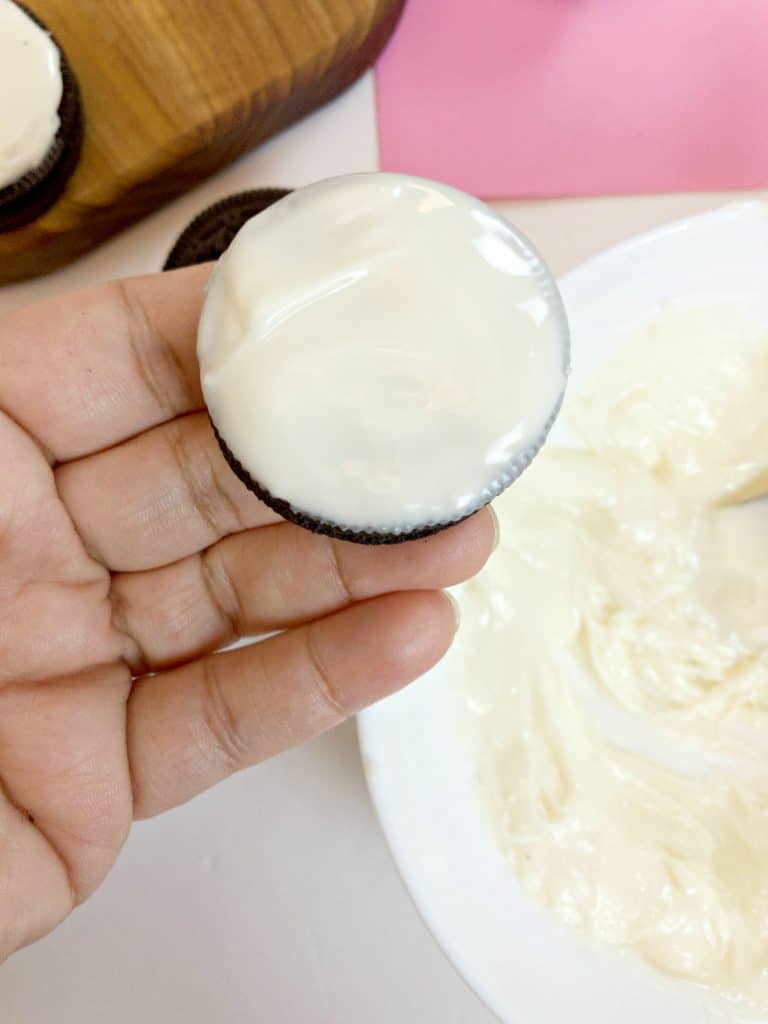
0, 0, 403, 283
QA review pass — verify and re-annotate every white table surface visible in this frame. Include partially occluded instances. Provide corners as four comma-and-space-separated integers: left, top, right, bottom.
1, 72, 764, 1023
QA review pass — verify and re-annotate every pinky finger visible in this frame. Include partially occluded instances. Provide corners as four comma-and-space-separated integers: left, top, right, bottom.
127, 590, 458, 819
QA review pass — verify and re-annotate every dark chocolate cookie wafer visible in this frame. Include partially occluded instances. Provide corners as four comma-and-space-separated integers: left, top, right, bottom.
163, 189, 293, 270
0, 3, 83, 233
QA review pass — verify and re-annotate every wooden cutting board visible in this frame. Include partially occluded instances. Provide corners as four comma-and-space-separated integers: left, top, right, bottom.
0, 0, 404, 283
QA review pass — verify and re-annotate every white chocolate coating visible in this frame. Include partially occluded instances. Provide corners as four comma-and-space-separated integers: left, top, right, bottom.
455, 298, 768, 1008
0, 0, 63, 190
198, 173, 568, 534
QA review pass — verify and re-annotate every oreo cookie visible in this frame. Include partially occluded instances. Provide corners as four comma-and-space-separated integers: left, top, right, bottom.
0, 1, 84, 233
212, 423, 450, 545
196, 175, 570, 546
163, 188, 292, 270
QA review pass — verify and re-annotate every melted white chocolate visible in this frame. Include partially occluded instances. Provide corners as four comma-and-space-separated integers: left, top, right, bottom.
0, 0, 63, 190
455, 298, 768, 1009
198, 174, 568, 535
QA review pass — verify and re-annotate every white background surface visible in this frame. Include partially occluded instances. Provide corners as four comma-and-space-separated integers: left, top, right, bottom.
1, 72, 765, 1023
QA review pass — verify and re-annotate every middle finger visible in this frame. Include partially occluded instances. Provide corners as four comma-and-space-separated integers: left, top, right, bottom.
111, 510, 497, 673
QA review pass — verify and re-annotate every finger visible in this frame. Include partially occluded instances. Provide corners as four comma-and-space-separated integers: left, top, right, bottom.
112, 509, 496, 672
56, 411, 279, 571
128, 590, 458, 817
0, 265, 209, 463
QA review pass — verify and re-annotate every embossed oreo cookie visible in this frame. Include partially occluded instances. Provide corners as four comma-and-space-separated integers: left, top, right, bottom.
163, 189, 292, 270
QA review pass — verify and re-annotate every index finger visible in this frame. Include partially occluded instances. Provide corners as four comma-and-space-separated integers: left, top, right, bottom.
0, 264, 210, 462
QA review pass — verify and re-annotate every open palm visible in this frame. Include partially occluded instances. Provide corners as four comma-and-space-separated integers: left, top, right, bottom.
0, 265, 494, 960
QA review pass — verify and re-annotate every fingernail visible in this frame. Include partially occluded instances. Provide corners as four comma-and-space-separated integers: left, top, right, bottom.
444, 590, 461, 633
490, 505, 501, 552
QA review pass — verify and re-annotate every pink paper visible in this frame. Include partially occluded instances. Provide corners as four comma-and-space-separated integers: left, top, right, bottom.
376, 0, 768, 197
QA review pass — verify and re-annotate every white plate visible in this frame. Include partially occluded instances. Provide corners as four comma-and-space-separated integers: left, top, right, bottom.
358, 200, 768, 1024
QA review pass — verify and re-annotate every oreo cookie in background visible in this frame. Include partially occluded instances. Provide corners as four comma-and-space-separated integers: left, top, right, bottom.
163, 188, 293, 270
0, 0, 84, 233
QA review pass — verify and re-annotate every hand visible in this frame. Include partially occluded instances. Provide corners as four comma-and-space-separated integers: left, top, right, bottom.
0, 266, 495, 960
